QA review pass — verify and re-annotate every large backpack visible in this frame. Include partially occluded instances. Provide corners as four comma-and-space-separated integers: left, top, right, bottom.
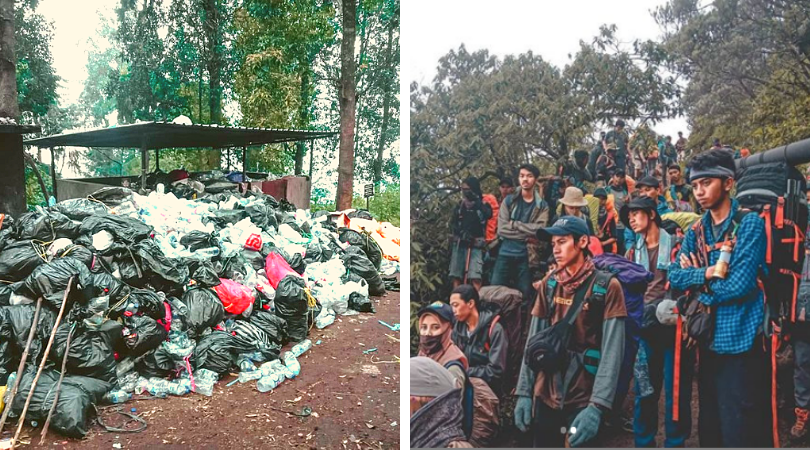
444, 361, 500, 447
735, 161, 808, 324
479, 286, 524, 386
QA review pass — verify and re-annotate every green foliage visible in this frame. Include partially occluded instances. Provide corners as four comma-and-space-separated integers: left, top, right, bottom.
15, 0, 59, 121
25, 158, 52, 209
310, 183, 400, 227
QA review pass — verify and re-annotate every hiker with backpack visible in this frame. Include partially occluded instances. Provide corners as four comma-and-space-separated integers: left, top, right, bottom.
410, 357, 475, 448
559, 186, 596, 236
621, 196, 695, 447
449, 176, 492, 291
417, 301, 469, 388
659, 136, 678, 182
607, 169, 632, 255
589, 132, 606, 182
492, 163, 551, 301
514, 216, 627, 447
594, 187, 618, 254
790, 186, 810, 442
664, 164, 696, 213
668, 149, 772, 447
604, 119, 629, 175
450, 284, 508, 396
624, 176, 674, 250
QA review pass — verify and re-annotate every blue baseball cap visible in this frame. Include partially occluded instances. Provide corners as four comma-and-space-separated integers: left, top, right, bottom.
536, 216, 590, 241
417, 301, 455, 324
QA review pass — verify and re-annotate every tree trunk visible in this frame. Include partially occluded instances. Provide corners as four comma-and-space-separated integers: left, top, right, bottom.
203, 0, 222, 124
294, 68, 312, 175
335, 0, 357, 209
0, 0, 18, 119
373, 17, 395, 185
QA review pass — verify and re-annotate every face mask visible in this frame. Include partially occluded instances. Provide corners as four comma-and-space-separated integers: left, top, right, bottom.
419, 333, 444, 355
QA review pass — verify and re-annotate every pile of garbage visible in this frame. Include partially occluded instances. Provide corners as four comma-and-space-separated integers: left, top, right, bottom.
0, 185, 399, 439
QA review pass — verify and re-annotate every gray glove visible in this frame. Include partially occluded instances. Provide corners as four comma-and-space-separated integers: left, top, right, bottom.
569, 404, 602, 447
514, 395, 533, 432
656, 299, 679, 325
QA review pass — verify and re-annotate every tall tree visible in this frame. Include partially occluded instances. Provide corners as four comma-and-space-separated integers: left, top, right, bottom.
372, 8, 396, 185
336, 0, 357, 209
0, 0, 18, 119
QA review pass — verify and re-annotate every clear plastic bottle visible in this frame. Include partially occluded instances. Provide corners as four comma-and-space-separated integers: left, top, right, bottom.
193, 369, 218, 397
291, 339, 313, 357
259, 360, 285, 377
193, 247, 220, 258
237, 356, 255, 373
116, 358, 136, 379
315, 311, 335, 329
168, 379, 192, 396
105, 390, 132, 404
146, 378, 170, 398
282, 352, 300, 379
238, 370, 263, 383
256, 371, 285, 393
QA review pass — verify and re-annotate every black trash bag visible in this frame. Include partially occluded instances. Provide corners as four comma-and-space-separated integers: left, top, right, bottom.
342, 270, 365, 285
180, 231, 218, 252
246, 203, 279, 231
307, 299, 322, 330
171, 182, 196, 200
340, 246, 385, 296
226, 320, 280, 362
203, 180, 237, 194
242, 249, 266, 272
338, 228, 383, 270
247, 310, 288, 345
136, 345, 175, 379
13, 210, 81, 241
122, 314, 168, 356
192, 330, 235, 374
131, 240, 189, 292
79, 214, 153, 244
278, 198, 297, 213
0, 304, 58, 367
0, 213, 13, 231
204, 209, 247, 228
311, 210, 330, 219
87, 186, 133, 207
124, 289, 167, 321
183, 258, 221, 288
97, 318, 126, 356
54, 244, 94, 268
51, 322, 118, 384
349, 292, 375, 313
18, 257, 94, 309
0, 282, 18, 306
283, 251, 306, 275
10, 368, 111, 438
274, 275, 309, 343
181, 287, 225, 338
280, 218, 303, 235
216, 253, 248, 279
348, 209, 374, 220
0, 240, 45, 281
88, 271, 131, 307
304, 242, 332, 264
53, 198, 109, 220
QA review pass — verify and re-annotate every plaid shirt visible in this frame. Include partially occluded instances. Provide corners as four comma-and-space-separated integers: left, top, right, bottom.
668, 198, 766, 354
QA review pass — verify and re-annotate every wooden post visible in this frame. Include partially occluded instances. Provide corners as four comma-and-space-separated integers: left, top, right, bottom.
155, 149, 160, 171
49, 147, 57, 201
242, 145, 247, 181
0, 133, 25, 215
309, 139, 314, 178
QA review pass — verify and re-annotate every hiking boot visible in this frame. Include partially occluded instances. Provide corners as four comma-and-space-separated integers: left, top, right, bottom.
791, 407, 810, 441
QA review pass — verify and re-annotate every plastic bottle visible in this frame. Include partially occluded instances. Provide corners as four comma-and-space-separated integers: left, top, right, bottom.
193, 369, 218, 397
291, 339, 312, 357
259, 360, 285, 377
105, 390, 132, 404
116, 358, 136, 379
238, 370, 263, 383
713, 241, 733, 279
145, 378, 170, 398
168, 379, 192, 396
257, 371, 285, 393
193, 247, 220, 258
282, 352, 300, 379
237, 356, 255, 373
315, 310, 335, 329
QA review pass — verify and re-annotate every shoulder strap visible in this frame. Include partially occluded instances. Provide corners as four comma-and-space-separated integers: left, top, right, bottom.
560, 271, 601, 326
444, 360, 474, 438
589, 270, 613, 304
483, 315, 501, 352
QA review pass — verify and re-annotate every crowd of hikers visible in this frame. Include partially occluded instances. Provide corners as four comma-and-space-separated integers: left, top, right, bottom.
410, 125, 810, 448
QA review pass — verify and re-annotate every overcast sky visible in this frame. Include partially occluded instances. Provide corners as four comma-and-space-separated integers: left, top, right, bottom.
405, 0, 689, 139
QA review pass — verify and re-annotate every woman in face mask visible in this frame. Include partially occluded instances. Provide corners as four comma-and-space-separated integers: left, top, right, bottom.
418, 301, 468, 388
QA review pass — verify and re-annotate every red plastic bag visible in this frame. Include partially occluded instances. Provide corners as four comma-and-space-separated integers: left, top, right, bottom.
265, 253, 301, 289
213, 278, 255, 314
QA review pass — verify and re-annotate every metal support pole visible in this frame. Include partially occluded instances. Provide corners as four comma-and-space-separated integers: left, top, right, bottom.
242, 146, 247, 182
309, 139, 314, 178
141, 139, 148, 190
50, 147, 57, 201
155, 149, 160, 172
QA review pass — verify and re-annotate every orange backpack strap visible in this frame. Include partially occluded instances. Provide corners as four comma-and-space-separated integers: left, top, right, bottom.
673, 314, 683, 422
483, 315, 501, 352
772, 330, 780, 448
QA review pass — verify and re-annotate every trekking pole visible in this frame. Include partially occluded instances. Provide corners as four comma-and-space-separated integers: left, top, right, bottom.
0, 297, 43, 433
38, 323, 76, 445
12, 277, 74, 449
463, 245, 472, 285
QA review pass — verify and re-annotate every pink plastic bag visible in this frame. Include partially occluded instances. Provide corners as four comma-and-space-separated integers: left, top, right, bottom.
265, 253, 301, 289
213, 278, 255, 314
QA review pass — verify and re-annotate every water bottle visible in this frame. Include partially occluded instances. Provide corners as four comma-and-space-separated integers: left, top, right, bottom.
193, 369, 218, 397
282, 352, 300, 379
237, 356, 255, 373
194, 247, 220, 258
259, 360, 285, 377
256, 371, 285, 393
168, 379, 192, 396
291, 339, 312, 357
105, 390, 132, 404
116, 358, 136, 379
238, 370, 263, 383
119, 372, 139, 393
315, 311, 335, 329
146, 378, 170, 398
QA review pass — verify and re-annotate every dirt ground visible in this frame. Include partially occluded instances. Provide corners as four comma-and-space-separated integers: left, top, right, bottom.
4, 288, 401, 450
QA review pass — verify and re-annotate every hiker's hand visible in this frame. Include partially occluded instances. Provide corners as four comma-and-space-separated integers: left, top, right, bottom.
569, 404, 602, 447
704, 265, 715, 280
532, 280, 543, 291
679, 253, 692, 268
514, 396, 533, 432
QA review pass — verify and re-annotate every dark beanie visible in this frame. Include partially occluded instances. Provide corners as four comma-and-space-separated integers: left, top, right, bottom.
463, 176, 482, 197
